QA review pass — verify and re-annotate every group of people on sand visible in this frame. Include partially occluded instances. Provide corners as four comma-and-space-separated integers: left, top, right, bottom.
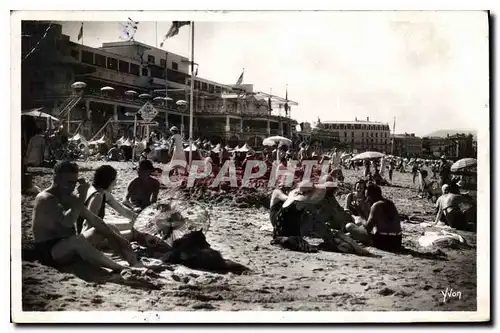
31, 159, 161, 272
269, 177, 402, 254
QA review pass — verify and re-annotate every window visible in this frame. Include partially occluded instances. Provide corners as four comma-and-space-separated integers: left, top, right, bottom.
119, 60, 129, 73
351, 132, 354, 137
81, 50, 94, 64
94, 54, 106, 68
371, 138, 374, 143
147, 55, 155, 64
172, 62, 179, 70
351, 138, 354, 143
71, 49, 79, 60
344, 132, 347, 137
340, 124, 344, 130
355, 124, 361, 129
361, 132, 364, 137
371, 132, 374, 137
194, 81, 200, 89
130, 63, 140, 76
150, 66, 165, 79
376, 133, 378, 137
142, 67, 148, 76
160, 59, 167, 68
107, 57, 118, 70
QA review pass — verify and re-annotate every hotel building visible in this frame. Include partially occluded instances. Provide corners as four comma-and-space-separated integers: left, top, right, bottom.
21, 21, 298, 147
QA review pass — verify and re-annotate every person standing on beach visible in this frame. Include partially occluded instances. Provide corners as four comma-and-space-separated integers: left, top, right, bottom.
168, 126, 186, 175
31, 161, 137, 271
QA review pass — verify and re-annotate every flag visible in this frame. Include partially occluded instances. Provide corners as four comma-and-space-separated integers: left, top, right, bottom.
268, 97, 273, 112
160, 21, 191, 47
236, 70, 244, 85
77, 23, 83, 41
119, 18, 139, 41
284, 86, 289, 115
195, 66, 198, 77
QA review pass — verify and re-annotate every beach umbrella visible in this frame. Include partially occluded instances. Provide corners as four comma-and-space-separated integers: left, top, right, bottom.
125, 90, 138, 96
237, 143, 254, 153
69, 133, 82, 141
22, 108, 59, 121
451, 158, 477, 172
121, 138, 132, 147
224, 145, 232, 151
212, 143, 222, 153
176, 100, 188, 106
100, 86, 115, 92
351, 151, 385, 161
153, 96, 166, 102
262, 135, 292, 147
184, 143, 198, 152
71, 81, 87, 89
116, 136, 125, 145
139, 93, 152, 99
164, 97, 173, 101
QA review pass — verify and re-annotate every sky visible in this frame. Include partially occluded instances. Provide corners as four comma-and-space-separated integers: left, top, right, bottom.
59, 11, 489, 136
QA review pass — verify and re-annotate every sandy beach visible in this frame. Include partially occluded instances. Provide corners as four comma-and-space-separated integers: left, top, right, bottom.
20, 162, 477, 312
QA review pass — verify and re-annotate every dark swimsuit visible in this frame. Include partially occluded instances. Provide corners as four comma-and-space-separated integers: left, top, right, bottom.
76, 191, 106, 234
269, 201, 303, 239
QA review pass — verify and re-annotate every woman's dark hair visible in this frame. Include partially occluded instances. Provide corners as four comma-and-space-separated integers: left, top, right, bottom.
365, 183, 383, 200
354, 179, 367, 191
93, 165, 117, 190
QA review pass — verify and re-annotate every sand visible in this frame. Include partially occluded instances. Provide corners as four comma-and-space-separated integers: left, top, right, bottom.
19, 162, 477, 312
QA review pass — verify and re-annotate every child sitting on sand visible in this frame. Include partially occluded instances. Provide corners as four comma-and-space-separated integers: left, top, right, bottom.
123, 160, 160, 212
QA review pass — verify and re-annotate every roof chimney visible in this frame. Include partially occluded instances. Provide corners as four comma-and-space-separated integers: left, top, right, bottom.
355, 117, 357, 121
366, 117, 369, 121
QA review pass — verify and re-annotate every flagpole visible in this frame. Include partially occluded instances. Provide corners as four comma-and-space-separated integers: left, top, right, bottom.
155, 22, 158, 47
189, 21, 195, 165
391, 116, 396, 155
165, 51, 169, 131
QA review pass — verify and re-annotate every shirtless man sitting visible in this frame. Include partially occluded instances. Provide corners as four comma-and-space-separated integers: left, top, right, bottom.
31, 161, 139, 271
434, 185, 476, 231
123, 160, 160, 212
346, 183, 402, 251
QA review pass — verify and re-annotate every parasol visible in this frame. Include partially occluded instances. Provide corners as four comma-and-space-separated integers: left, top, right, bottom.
138, 93, 152, 99
100, 86, 115, 92
124, 90, 138, 96
351, 151, 385, 161
176, 100, 188, 106
22, 108, 59, 121
263, 136, 292, 147
71, 81, 87, 89
451, 158, 477, 172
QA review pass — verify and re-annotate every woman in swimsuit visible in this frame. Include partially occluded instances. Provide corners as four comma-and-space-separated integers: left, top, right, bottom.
78, 165, 138, 242
345, 180, 370, 220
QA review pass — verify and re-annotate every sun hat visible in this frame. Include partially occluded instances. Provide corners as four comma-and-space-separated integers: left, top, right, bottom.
282, 180, 338, 208
170, 126, 179, 133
